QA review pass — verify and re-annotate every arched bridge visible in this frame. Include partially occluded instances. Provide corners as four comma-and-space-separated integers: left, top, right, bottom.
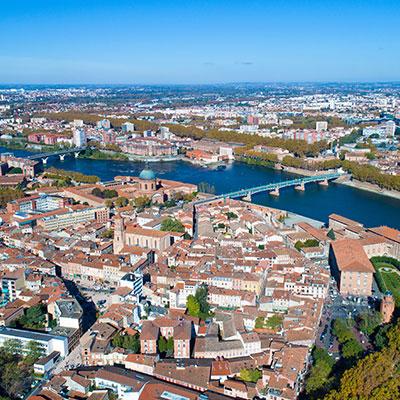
27, 146, 87, 164
194, 171, 341, 205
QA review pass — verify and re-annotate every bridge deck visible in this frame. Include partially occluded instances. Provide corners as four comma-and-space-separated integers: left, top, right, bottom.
194, 172, 341, 205
27, 146, 87, 160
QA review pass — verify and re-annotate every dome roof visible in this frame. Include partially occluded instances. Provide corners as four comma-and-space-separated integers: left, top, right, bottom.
139, 167, 156, 180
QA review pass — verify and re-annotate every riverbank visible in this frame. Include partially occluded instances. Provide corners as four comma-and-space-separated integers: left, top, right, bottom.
239, 158, 400, 200
340, 179, 400, 200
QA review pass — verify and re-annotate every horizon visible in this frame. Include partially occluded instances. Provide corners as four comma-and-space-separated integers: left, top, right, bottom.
1, 0, 400, 84
1, 80, 400, 87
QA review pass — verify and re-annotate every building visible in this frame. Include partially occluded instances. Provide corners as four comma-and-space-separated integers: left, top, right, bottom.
316, 121, 328, 132
0, 269, 25, 305
97, 119, 111, 130
36, 206, 109, 231
385, 121, 396, 137
140, 320, 159, 354
33, 351, 60, 376
121, 122, 135, 133
120, 272, 143, 298
0, 327, 68, 357
329, 239, 374, 296
7, 194, 70, 214
73, 129, 86, 147
53, 298, 83, 331
368, 226, 400, 259
380, 293, 395, 323
0, 153, 40, 177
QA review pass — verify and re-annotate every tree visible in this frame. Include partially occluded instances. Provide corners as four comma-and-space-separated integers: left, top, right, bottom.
195, 286, 211, 317
115, 197, 129, 208
158, 336, 167, 354
306, 347, 335, 396
374, 324, 391, 350
358, 311, 382, 336
166, 337, 174, 353
24, 341, 46, 365
327, 229, 336, 240
134, 195, 151, 210
239, 368, 262, 383
8, 167, 22, 174
225, 212, 238, 220
18, 304, 47, 329
105, 199, 113, 208
2, 339, 23, 355
1, 362, 30, 398
186, 295, 200, 317
101, 229, 114, 239
265, 314, 283, 330
160, 217, 185, 233
342, 338, 363, 359
255, 316, 265, 329
294, 239, 320, 251
332, 318, 355, 343
112, 333, 140, 353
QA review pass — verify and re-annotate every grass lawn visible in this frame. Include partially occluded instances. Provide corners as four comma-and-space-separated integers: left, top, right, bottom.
373, 262, 400, 306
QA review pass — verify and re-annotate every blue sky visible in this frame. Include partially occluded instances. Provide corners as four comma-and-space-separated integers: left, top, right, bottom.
0, 0, 399, 84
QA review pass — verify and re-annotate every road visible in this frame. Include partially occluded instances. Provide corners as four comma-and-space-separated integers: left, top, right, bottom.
53, 343, 83, 374
316, 276, 377, 356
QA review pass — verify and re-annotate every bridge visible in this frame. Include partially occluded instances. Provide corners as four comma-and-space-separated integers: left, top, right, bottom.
27, 146, 87, 164
194, 172, 342, 205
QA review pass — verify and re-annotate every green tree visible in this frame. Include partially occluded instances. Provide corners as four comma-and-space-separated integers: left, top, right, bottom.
332, 318, 355, 343
2, 339, 23, 355
265, 314, 283, 330
18, 304, 47, 329
239, 368, 262, 383
160, 217, 185, 233
255, 316, 265, 329
358, 311, 382, 336
195, 286, 211, 318
158, 336, 167, 353
101, 229, 114, 239
115, 197, 129, 208
186, 295, 200, 317
134, 195, 151, 210
374, 324, 391, 350
342, 338, 363, 359
225, 212, 238, 220
327, 229, 336, 240
306, 347, 335, 396
166, 337, 174, 353
24, 341, 46, 365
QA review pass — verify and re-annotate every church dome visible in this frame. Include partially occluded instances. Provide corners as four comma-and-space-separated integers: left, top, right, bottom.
139, 167, 156, 180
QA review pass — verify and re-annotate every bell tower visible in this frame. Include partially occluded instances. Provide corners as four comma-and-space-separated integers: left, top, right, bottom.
113, 215, 125, 254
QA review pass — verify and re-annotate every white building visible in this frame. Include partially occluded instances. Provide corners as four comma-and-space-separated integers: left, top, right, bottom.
0, 327, 68, 357
122, 122, 135, 133
73, 129, 86, 147
316, 121, 328, 132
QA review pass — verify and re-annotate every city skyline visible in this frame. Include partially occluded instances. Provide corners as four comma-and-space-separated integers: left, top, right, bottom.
1, 0, 400, 84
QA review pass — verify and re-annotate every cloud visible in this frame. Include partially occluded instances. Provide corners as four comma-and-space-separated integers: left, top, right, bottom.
235, 61, 254, 66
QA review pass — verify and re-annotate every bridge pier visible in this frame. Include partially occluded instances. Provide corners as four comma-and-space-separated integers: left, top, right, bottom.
74, 152, 80, 158
295, 182, 305, 191
318, 179, 329, 186
59, 154, 65, 161
42, 157, 48, 165
243, 193, 252, 202
270, 188, 280, 197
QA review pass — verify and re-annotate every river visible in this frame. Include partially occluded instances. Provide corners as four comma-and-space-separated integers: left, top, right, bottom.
2, 147, 400, 229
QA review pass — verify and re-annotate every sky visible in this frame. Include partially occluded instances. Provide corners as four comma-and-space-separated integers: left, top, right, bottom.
0, 0, 399, 84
